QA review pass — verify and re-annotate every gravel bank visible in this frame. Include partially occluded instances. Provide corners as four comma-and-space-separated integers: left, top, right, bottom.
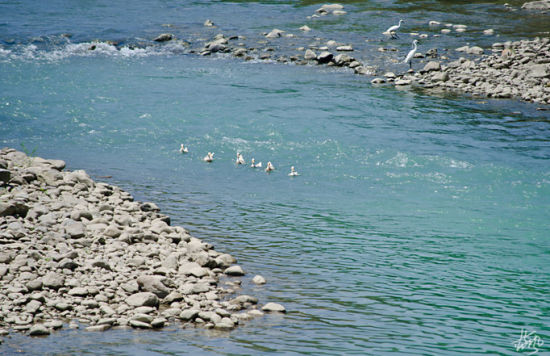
0, 148, 284, 339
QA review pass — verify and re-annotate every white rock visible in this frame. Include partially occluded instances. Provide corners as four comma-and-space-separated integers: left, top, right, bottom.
252, 275, 266, 285
261, 302, 286, 313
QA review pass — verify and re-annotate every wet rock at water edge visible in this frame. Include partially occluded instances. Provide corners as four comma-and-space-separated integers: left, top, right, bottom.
29, 324, 50, 336
252, 275, 266, 284
225, 265, 245, 276
154, 33, 173, 42
261, 302, 286, 313
317, 51, 333, 64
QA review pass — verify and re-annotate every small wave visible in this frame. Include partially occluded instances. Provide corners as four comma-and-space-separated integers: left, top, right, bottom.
0, 41, 189, 62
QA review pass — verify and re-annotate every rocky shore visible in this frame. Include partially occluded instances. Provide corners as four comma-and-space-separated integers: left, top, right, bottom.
0, 148, 284, 340
378, 37, 550, 106
177, 16, 550, 107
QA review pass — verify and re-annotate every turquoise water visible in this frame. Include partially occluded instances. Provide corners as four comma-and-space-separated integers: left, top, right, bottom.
1, 1, 550, 355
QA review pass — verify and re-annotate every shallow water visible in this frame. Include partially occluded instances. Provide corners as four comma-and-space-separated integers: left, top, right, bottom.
1, 1, 549, 355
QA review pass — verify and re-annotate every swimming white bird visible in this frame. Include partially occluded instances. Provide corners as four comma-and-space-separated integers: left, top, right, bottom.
288, 166, 299, 177
265, 161, 275, 172
236, 153, 245, 165
251, 158, 262, 168
203, 152, 214, 162
179, 144, 188, 153
385, 19, 404, 39
403, 39, 418, 69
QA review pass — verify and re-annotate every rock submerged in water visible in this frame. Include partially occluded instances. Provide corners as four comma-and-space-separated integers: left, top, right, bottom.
0, 148, 268, 338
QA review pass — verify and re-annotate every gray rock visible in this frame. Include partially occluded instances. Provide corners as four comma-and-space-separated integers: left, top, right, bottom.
151, 318, 166, 328
25, 300, 42, 314
522, 0, 550, 10
65, 221, 86, 239
126, 292, 159, 308
0, 252, 13, 264
154, 33, 173, 42
100, 304, 116, 316
333, 54, 353, 66
131, 313, 153, 323
130, 320, 152, 329
58, 258, 79, 270
317, 51, 333, 64
136, 275, 171, 298
97, 318, 117, 326
0, 168, 10, 184
215, 317, 235, 330
266, 29, 284, 38
133, 306, 156, 314
86, 324, 111, 332
224, 265, 245, 276
371, 78, 386, 84
467, 46, 484, 55
304, 49, 317, 60
26, 278, 43, 291
140, 202, 160, 212
91, 260, 111, 271
42, 272, 65, 290
261, 302, 286, 313
54, 302, 72, 311
422, 61, 441, 73
529, 64, 550, 78
394, 79, 412, 86
44, 320, 64, 330
252, 275, 267, 285
432, 72, 450, 82
0, 203, 16, 217
121, 280, 140, 294
336, 45, 353, 52
29, 324, 50, 336
68, 287, 88, 296
179, 309, 200, 321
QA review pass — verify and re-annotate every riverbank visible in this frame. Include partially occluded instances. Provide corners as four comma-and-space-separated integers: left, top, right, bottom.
381, 37, 550, 106
0, 148, 284, 339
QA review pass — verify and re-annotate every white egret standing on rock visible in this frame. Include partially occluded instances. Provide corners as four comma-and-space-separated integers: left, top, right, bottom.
403, 39, 418, 69
384, 19, 404, 39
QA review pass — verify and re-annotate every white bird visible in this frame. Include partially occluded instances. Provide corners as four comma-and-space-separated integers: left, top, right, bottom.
236, 153, 245, 165
203, 152, 214, 162
288, 166, 299, 177
179, 144, 188, 153
251, 158, 262, 168
265, 161, 275, 172
385, 19, 404, 39
403, 39, 418, 69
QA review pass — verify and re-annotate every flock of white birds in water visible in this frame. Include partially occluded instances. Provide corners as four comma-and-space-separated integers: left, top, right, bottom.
179, 144, 299, 177
174, 20, 418, 178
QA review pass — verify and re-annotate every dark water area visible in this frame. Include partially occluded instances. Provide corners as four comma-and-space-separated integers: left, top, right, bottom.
1, 0, 549, 355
